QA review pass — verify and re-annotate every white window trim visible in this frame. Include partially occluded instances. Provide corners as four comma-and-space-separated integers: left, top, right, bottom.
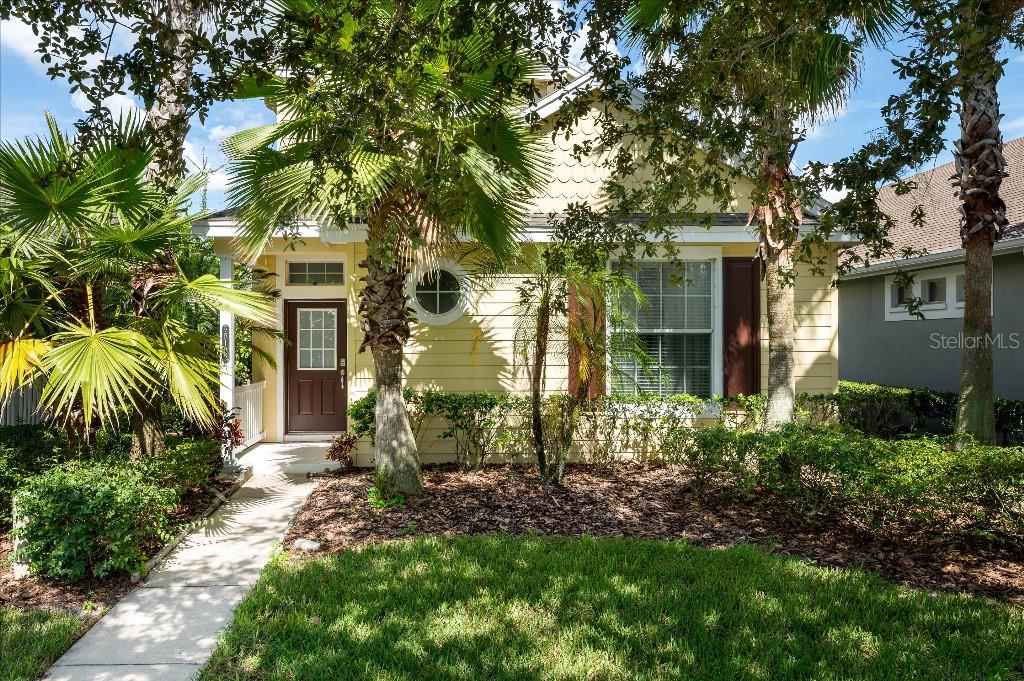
406, 258, 471, 326
295, 307, 339, 371
607, 246, 724, 398
884, 263, 969, 321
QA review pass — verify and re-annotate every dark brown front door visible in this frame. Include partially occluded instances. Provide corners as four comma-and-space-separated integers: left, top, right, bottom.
722, 258, 761, 397
286, 300, 347, 432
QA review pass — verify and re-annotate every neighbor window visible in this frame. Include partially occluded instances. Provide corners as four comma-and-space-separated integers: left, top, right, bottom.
415, 268, 463, 316
288, 261, 344, 285
922, 277, 946, 305
613, 261, 713, 398
955, 274, 966, 304
890, 283, 909, 308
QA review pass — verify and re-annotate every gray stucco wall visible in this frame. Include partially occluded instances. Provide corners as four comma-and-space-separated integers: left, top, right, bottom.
839, 251, 1024, 400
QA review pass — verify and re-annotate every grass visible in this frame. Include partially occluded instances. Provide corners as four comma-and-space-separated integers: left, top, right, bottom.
200, 535, 1024, 680
0, 606, 84, 681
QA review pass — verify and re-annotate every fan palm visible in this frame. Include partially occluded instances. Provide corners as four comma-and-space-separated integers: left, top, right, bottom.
0, 114, 276, 454
622, 0, 896, 429
224, 0, 550, 495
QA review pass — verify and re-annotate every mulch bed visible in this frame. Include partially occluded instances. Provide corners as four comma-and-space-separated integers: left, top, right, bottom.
286, 463, 1024, 606
0, 471, 240, 616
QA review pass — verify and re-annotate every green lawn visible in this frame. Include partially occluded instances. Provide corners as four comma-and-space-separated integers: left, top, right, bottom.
200, 535, 1024, 680
0, 606, 84, 681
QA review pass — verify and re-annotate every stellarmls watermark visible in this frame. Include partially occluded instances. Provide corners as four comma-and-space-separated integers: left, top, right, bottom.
929, 332, 1022, 350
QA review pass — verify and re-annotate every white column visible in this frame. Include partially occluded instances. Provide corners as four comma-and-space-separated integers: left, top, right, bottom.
218, 255, 236, 412
218, 255, 237, 470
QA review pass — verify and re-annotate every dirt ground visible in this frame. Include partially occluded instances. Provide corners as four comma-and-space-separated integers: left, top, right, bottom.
286, 463, 1024, 605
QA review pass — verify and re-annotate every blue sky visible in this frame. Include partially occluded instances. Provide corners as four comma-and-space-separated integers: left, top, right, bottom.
2, 17, 1023, 208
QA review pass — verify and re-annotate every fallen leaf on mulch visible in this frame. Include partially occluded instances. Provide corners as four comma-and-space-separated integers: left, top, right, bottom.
286, 463, 1024, 606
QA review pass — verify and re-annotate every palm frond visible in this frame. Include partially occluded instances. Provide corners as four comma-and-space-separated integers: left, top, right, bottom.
39, 325, 159, 425
154, 273, 278, 327
0, 337, 50, 402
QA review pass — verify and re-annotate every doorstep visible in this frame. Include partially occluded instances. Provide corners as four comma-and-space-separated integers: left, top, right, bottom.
283, 431, 342, 443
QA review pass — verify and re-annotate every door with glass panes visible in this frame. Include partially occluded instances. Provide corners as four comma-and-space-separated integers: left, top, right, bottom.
285, 300, 347, 432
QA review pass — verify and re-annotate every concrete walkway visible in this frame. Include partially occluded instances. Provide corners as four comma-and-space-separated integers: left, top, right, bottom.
44, 443, 330, 681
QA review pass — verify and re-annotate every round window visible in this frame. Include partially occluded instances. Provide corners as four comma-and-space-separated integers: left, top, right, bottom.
407, 259, 468, 325
415, 269, 463, 315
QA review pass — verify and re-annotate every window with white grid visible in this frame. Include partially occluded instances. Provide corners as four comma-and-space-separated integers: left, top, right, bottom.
297, 308, 337, 370
612, 261, 713, 398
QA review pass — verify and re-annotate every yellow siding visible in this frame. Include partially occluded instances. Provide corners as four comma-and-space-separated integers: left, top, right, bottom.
759, 244, 840, 395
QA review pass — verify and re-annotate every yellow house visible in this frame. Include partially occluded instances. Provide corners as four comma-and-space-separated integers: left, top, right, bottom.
193, 69, 854, 463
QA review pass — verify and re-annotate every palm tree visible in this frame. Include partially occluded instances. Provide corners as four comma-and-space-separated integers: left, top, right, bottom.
475, 241, 647, 483
223, 0, 549, 495
621, 1, 895, 430
0, 115, 276, 453
951, 0, 1015, 444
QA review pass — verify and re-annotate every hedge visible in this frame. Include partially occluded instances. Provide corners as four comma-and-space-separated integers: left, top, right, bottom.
667, 422, 1024, 538
13, 463, 177, 581
805, 381, 1024, 444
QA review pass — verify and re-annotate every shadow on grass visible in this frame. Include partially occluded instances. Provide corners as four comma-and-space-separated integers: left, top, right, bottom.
200, 536, 1024, 681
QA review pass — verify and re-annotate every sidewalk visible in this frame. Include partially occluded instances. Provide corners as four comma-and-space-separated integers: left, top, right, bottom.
43, 444, 329, 681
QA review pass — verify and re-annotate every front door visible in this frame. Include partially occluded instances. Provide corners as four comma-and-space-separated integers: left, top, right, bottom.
285, 300, 347, 432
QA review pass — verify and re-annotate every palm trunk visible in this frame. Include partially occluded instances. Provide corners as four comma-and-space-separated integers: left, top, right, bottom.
758, 110, 800, 433
953, 5, 1008, 445
128, 0, 199, 457
131, 398, 167, 461
359, 253, 423, 496
763, 242, 796, 430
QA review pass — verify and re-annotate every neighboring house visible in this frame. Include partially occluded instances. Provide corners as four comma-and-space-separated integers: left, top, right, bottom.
193, 70, 855, 462
839, 136, 1024, 400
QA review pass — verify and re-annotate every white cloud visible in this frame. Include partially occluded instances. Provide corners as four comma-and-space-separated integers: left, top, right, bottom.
568, 21, 620, 67
1, 19, 45, 72
207, 124, 238, 142
205, 169, 230, 192
70, 90, 143, 120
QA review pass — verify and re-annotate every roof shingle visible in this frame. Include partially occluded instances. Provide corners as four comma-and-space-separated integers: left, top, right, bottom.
852, 135, 1024, 261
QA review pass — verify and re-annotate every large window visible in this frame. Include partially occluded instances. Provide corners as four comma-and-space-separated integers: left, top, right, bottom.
613, 261, 713, 398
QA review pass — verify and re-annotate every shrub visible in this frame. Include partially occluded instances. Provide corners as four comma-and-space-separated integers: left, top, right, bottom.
349, 389, 529, 467
326, 432, 358, 468
429, 392, 529, 469
809, 381, 1024, 444
664, 422, 745, 492
141, 438, 220, 495
348, 388, 432, 448
0, 424, 68, 528
670, 421, 1024, 538
13, 463, 177, 581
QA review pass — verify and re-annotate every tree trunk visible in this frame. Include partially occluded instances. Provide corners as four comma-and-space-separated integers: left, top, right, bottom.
131, 397, 167, 461
531, 292, 551, 477
952, 5, 1008, 445
763, 243, 796, 431
359, 254, 423, 496
146, 0, 200, 185
128, 0, 200, 455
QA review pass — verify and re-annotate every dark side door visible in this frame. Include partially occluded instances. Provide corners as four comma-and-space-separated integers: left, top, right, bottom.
285, 300, 347, 432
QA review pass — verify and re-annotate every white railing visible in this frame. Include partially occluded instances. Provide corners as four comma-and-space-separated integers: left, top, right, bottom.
1, 385, 44, 426
233, 380, 266, 451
